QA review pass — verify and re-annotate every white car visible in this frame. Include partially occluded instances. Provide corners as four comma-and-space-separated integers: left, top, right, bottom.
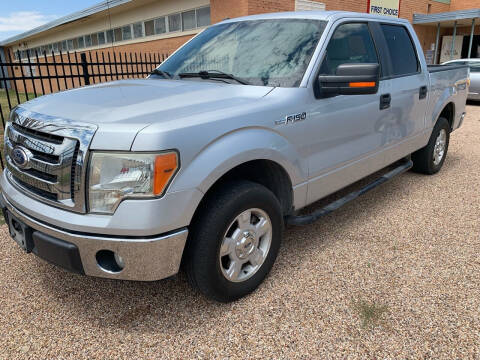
443, 58, 480, 101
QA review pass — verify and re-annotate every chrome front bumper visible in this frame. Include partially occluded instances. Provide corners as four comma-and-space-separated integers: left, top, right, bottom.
1, 192, 188, 281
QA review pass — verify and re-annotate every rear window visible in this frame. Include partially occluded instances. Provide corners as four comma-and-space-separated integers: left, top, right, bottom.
381, 24, 419, 77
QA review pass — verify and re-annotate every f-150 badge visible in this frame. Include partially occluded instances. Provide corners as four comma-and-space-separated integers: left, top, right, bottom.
275, 112, 307, 126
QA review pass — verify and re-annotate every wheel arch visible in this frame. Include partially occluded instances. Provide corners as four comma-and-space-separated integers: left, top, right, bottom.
438, 102, 455, 130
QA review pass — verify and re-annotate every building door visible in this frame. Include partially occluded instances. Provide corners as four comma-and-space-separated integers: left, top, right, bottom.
461, 35, 480, 59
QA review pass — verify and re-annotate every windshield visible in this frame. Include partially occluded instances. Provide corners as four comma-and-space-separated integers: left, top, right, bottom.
155, 19, 327, 87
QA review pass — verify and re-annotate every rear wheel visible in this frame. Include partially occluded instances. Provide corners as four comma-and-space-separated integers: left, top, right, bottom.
184, 180, 283, 302
412, 117, 450, 174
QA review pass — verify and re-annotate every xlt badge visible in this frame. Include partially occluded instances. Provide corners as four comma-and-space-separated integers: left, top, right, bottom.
275, 112, 307, 126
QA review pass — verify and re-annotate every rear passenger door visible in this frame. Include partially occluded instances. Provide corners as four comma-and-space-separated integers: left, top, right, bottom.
375, 23, 429, 149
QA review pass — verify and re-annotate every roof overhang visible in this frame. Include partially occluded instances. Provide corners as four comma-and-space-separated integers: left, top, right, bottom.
413, 8, 480, 27
0, 0, 132, 46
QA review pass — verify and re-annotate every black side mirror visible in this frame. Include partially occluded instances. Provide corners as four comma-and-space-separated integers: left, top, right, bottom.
316, 63, 380, 98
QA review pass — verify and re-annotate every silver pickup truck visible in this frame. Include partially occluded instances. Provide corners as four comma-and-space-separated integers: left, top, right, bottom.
1, 11, 468, 302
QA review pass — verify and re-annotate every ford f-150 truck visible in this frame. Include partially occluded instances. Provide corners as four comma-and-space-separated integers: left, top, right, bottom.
1, 11, 468, 302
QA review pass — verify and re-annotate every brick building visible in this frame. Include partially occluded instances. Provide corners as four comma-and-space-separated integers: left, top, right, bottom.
0, 0, 479, 67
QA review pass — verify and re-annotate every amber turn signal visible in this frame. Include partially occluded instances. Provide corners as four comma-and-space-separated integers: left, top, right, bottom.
349, 81, 376, 88
153, 152, 178, 195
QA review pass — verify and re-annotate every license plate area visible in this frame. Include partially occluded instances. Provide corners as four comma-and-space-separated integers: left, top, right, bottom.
3, 209, 34, 252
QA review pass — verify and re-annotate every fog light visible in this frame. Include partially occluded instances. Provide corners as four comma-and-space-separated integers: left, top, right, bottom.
96, 250, 125, 273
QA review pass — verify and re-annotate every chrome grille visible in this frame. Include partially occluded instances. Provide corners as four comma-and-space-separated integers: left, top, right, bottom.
4, 108, 97, 213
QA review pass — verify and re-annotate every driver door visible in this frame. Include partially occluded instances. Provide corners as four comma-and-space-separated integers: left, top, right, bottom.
306, 21, 393, 204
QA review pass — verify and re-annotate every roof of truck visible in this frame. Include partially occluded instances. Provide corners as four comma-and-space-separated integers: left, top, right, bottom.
221, 11, 411, 25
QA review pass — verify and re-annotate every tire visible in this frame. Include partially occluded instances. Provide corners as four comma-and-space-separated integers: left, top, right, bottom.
183, 180, 283, 302
412, 117, 450, 175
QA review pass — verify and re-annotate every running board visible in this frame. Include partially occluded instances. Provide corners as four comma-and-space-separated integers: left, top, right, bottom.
286, 159, 413, 226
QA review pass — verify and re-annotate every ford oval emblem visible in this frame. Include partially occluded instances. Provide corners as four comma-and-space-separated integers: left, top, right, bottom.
11, 146, 32, 169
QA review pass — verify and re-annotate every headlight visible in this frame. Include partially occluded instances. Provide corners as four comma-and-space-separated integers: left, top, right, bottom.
88, 151, 179, 214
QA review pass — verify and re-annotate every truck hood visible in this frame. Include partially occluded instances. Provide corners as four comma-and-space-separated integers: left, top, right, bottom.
19, 79, 273, 150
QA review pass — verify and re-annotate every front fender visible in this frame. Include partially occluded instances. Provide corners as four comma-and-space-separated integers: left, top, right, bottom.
169, 127, 307, 196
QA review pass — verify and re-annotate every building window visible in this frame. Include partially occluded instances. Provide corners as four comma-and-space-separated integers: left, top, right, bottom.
133, 22, 143, 38
155, 17, 166, 34
196, 7, 210, 27
295, 0, 326, 11
169, 13, 181, 32
182, 10, 196, 31
91, 33, 99, 46
106, 29, 114, 43
144, 20, 154, 36
85, 34, 92, 47
27, 5, 212, 57
98, 32, 106, 45
77, 36, 85, 49
114, 28, 122, 42
122, 25, 132, 40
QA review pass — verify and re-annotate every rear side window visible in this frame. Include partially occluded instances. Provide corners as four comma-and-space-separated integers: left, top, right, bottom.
319, 23, 378, 75
381, 24, 418, 76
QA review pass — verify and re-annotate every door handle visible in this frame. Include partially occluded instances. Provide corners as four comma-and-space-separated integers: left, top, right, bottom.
419, 85, 428, 99
380, 93, 391, 110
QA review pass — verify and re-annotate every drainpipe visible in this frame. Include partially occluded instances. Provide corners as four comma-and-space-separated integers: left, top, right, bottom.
468, 18, 475, 59
434, 23, 441, 64
450, 21, 457, 61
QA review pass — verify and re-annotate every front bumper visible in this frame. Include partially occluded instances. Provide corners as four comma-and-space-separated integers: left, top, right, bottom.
1, 192, 188, 281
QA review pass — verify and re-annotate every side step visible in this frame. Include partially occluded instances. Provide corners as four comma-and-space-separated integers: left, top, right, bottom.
286, 159, 413, 226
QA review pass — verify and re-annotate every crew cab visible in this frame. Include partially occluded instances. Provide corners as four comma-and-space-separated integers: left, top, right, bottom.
1, 11, 468, 302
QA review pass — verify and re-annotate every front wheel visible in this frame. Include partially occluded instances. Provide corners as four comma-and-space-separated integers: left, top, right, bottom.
412, 117, 450, 175
183, 181, 283, 302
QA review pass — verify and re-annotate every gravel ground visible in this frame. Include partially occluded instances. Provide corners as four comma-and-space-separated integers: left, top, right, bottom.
1, 105, 479, 359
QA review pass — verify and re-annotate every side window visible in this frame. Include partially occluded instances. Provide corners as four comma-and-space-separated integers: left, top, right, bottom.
380, 24, 419, 76
320, 23, 378, 75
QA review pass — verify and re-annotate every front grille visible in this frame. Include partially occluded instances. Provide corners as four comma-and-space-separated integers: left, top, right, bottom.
14, 177, 58, 202
8, 137, 60, 164
5, 109, 97, 213
11, 122, 64, 144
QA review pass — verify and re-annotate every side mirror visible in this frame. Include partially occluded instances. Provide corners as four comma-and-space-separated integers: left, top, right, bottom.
316, 63, 380, 98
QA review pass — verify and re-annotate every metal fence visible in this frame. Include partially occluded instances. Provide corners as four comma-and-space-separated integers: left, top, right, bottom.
0, 49, 168, 169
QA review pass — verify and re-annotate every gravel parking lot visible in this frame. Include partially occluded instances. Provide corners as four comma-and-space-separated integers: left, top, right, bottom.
1, 105, 479, 359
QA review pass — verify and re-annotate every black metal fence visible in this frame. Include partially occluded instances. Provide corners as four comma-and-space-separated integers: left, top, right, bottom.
0, 49, 168, 169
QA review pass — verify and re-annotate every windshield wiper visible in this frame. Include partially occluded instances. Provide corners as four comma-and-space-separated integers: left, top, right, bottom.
150, 69, 173, 79
178, 70, 250, 85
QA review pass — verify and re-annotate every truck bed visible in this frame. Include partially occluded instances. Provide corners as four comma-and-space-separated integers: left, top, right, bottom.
427, 64, 468, 73
426, 64, 469, 132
